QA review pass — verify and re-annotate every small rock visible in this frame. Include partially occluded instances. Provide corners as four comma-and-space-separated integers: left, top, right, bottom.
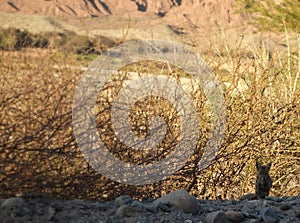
246, 199, 263, 206
116, 202, 146, 218
282, 208, 296, 218
241, 210, 258, 219
138, 220, 149, 223
260, 207, 279, 223
49, 201, 63, 211
48, 206, 56, 220
228, 199, 238, 205
95, 201, 113, 210
290, 199, 300, 205
144, 204, 158, 214
225, 209, 245, 222
68, 198, 84, 206
153, 190, 199, 214
114, 195, 132, 207
0, 197, 32, 218
279, 202, 291, 210
141, 197, 155, 203
206, 210, 228, 223
296, 209, 300, 218
116, 205, 132, 218
239, 193, 257, 201
265, 196, 283, 202
206, 205, 219, 212
285, 196, 296, 201
157, 202, 172, 212
131, 200, 145, 208
184, 220, 193, 223
79, 208, 91, 216
15, 205, 34, 217
1, 197, 25, 209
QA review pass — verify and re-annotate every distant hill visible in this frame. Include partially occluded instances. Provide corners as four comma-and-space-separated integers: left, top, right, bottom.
0, 0, 249, 28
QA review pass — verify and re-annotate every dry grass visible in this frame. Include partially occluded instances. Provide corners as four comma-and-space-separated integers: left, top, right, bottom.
0, 29, 299, 200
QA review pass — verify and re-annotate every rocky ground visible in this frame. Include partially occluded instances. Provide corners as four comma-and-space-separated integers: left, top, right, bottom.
1, 190, 299, 223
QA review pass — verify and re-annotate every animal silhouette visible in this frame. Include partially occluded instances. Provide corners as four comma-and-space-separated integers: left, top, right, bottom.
255, 160, 272, 198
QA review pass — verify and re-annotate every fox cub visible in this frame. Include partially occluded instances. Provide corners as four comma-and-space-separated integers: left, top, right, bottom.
255, 160, 272, 198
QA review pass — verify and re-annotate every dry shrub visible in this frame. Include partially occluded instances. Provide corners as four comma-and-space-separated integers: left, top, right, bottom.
0, 28, 115, 55
0, 50, 100, 199
0, 28, 48, 50
188, 31, 300, 199
0, 31, 299, 200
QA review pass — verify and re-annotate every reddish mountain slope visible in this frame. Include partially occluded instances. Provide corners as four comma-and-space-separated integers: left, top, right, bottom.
0, 0, 248, 28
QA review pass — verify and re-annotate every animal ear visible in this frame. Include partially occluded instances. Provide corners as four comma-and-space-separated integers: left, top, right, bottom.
256, 160, 260, 170
266, 162, 272, 171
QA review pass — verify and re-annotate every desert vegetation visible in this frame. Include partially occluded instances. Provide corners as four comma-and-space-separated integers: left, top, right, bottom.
237, 0, 300, 32
0, 1, 299, 202
0, 27, 114, 54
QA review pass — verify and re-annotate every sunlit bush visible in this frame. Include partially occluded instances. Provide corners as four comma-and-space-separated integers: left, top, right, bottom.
0, 30, 299, 200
